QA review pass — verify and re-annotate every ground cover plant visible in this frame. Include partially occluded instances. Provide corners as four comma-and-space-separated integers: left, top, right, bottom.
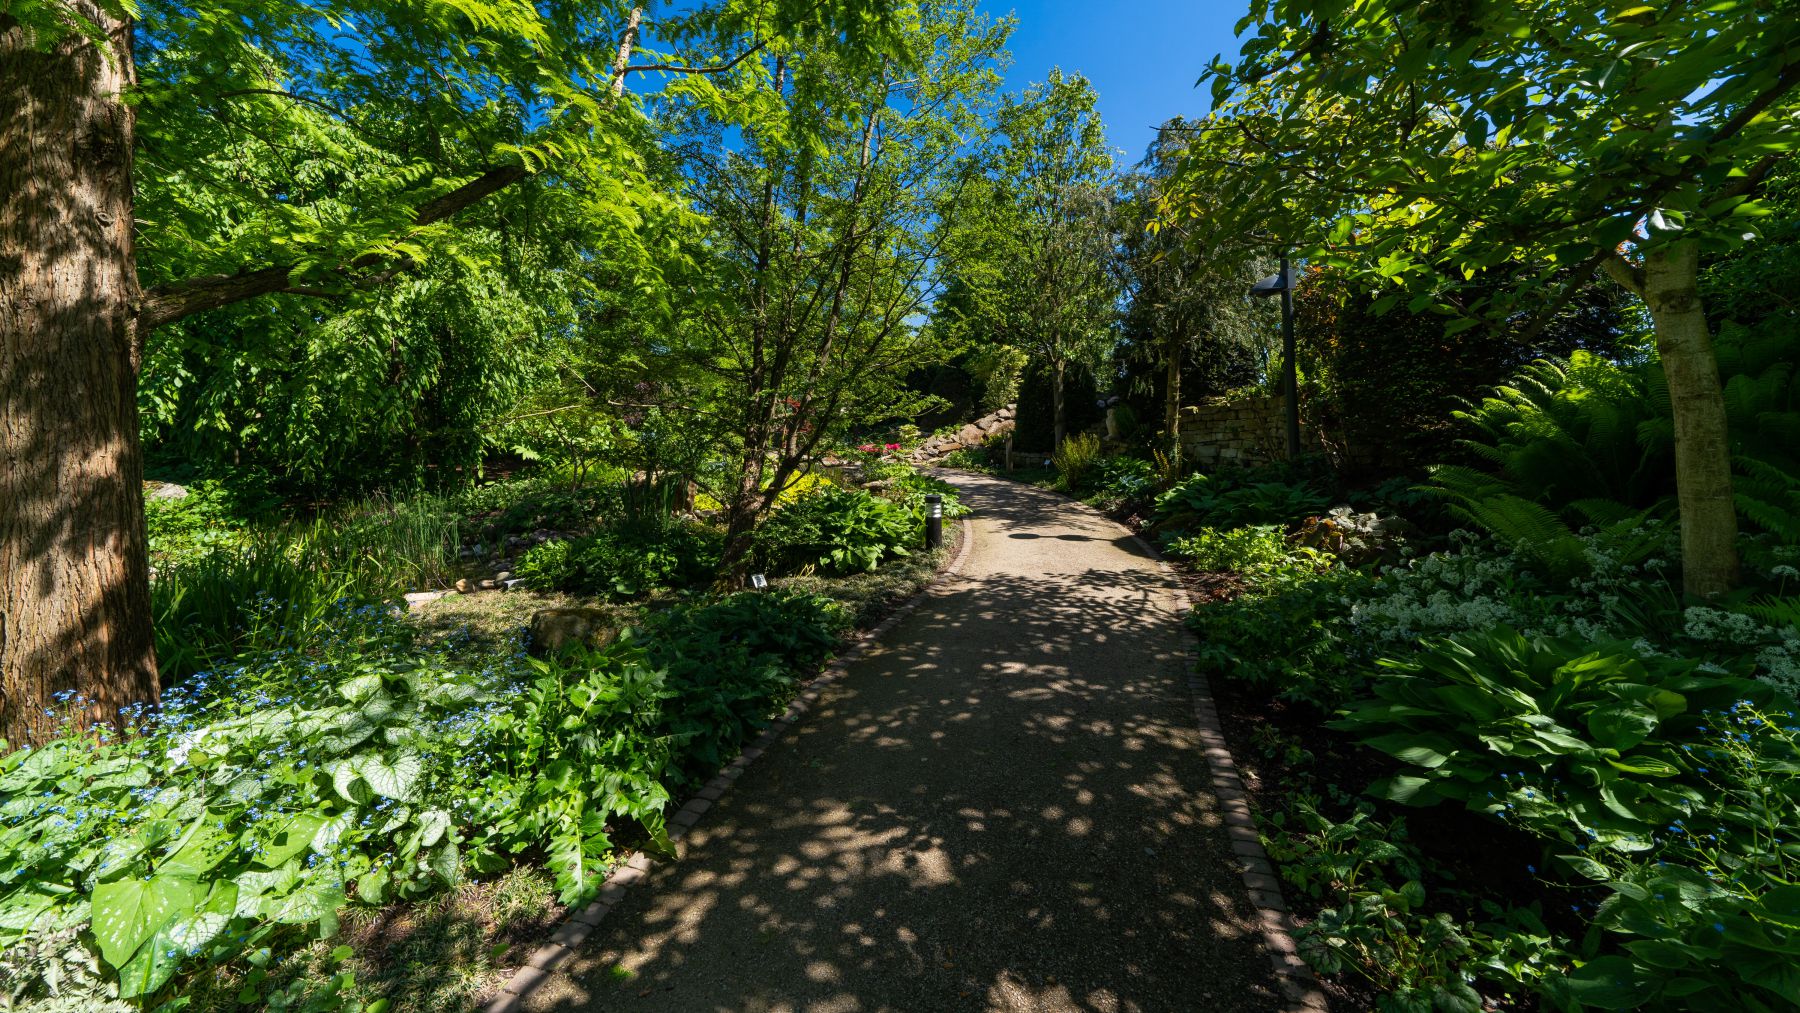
1149, 396, 1800, 1009
1, 449, 957, 1011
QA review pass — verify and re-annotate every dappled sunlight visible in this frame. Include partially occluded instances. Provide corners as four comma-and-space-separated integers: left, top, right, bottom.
517, 474, 1281, 1012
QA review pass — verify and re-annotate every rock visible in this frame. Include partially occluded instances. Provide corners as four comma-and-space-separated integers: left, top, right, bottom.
494, 571, 513, 583
477, 579, 498, 591
144, 481, 189, 501
404, 590, 453, 611
530, 608, 618, 657
454, 578, 472, 593
503, 578, 527, 591
957, 423, 984, 445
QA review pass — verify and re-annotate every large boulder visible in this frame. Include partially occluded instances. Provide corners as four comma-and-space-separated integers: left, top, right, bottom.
529, 608, 618, 657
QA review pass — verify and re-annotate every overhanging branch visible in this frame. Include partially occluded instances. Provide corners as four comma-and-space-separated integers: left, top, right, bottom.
138, 164, 528, 333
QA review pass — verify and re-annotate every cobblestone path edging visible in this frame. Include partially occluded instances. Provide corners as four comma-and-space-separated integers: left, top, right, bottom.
1122, 527, 1331, 1013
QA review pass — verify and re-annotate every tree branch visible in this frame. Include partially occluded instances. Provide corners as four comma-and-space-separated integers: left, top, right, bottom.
138, 164, 528, 333
623, 38, 769, 77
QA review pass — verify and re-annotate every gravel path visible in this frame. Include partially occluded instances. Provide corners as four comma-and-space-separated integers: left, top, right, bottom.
520, 472, 1284, 1012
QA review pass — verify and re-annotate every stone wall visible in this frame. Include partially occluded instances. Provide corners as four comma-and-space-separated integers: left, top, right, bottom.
1177, 395, 1320, 469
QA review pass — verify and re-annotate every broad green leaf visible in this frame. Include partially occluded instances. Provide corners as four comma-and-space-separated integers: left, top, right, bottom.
358, 751, 423, 802
91, 874, 203, 970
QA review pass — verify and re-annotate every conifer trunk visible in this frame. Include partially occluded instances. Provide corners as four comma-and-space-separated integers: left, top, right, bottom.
0, 10, 158, 746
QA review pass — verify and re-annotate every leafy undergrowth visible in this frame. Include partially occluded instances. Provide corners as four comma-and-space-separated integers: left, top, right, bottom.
1, 460, 968, 1012
1146, 458, 1800, 1012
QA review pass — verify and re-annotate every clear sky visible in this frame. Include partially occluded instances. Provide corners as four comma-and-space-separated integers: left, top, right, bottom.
977, 1, 1250, 166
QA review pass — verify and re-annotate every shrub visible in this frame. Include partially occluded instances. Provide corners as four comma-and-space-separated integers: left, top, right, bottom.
454, 477, 611, 547
1091, 455, 1157, 506
1155, 471, 1332, 532
1164, 525, 1294, 574
1, 587, 847, 1008
143, 480, 254, 568
1188, 566, 1379, 710
514, 518, 721, 598
1333, 628, 1771, 836
1265, 797, 1565, 1011
646, 590, 850, 783
1051, 432, 1103, 492
1331, 629, 1800, 1011
754, 486, 919, 575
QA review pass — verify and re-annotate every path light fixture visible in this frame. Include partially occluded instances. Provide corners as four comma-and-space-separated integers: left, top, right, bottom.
1250, 253, 1302, 459
924, 494, 943, 550
750, 573, 768, 591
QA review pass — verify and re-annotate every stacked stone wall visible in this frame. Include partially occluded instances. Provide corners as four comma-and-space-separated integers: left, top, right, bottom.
1177, 395, 1322, 469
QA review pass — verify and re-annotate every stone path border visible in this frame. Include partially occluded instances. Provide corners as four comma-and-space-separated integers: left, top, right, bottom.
1120, 526, 1331, 1013
482, 518, 977, 1013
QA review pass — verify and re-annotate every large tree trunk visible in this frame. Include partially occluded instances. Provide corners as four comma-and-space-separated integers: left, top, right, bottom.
1, 10, 158, 747
1608, 242, 1739, 598
1051, 359, 1067, 450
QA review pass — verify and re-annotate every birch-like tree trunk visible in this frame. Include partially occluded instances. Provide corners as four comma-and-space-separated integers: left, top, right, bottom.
1605, 241, 1740, 598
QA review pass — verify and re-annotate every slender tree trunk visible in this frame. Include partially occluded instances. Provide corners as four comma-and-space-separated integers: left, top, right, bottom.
1, 10, 158, 747
608, 7, 643, 100
1164, 330, 1182, 466
1052, 359, 1067, 449
715, 56, 786, 585
1606, 242, 1739, 598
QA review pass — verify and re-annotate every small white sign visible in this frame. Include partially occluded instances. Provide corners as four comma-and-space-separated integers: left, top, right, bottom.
750, 573, 769, 590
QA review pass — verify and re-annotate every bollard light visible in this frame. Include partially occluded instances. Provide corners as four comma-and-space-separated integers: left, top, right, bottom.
924, 493, 944, 549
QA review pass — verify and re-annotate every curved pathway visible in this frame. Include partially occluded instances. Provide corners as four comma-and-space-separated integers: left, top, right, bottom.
519, 473, 1286, 1012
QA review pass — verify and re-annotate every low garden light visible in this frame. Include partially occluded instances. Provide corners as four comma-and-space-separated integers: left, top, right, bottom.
1249, 252, 1302, 459
924, 493, 943, 549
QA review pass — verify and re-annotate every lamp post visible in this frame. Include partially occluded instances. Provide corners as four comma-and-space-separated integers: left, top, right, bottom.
1251, 253, 1301, 459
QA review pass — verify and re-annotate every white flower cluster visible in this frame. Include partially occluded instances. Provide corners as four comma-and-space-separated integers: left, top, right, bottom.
1344, 525, 1800, 697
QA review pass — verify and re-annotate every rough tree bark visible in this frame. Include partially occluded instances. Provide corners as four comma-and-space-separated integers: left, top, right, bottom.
0, 9, 158, 747
1051, 359, 1067, 450
1604, 241, 1740, 598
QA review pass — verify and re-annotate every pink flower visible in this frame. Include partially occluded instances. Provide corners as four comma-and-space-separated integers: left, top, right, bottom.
885, 443, 901, 451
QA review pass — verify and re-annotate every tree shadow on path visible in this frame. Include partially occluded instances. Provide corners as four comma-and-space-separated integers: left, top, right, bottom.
517, 474, 1284, 1013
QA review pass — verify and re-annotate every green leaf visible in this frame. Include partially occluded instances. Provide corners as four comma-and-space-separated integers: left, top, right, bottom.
1560, 956, 1641, 1009
1759, 885, 1800, 929
257, 813, 328, 869
91, 874, 203, 970
1587, 702, 1659, 751
358, 751, 423, 802
1605, 755, 1680, 777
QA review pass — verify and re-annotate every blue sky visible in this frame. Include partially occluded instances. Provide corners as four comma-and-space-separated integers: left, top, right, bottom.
978, 1, 1250, 165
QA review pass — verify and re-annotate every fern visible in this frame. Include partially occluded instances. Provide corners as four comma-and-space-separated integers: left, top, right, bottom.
1434, 323, 1800, 555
